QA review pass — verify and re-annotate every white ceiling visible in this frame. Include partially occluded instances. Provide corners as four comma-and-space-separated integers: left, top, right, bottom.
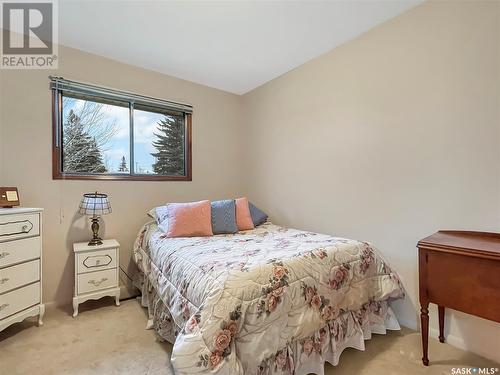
59, 1, 422, 95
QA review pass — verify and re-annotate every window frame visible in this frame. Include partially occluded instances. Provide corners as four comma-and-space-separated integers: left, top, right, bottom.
51, 78, 192, 181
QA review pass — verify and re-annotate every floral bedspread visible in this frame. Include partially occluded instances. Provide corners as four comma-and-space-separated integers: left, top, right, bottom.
133, 222, 405, 375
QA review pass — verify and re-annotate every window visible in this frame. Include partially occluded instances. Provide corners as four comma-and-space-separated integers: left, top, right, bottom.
51, 77, 192, 180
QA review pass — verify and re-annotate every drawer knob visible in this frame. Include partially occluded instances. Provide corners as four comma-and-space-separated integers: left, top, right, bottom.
0, 252, 9, 259
88, 277, 108, 287
0, 303, 9, 311
0, 277, 9, 284
21, 225, 28, 232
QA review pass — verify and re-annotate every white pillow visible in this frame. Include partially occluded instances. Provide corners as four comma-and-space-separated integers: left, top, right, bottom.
147, 207, 158, 220
152, 205, 171, 233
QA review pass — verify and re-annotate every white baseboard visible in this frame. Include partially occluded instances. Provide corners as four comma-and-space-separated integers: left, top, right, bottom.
43, 278, 138, 310
396, 312, 499, 363
397, 316, 468, 352
429, 327, 467, 351
42, 300, 62, 310
398, 317, 417, 331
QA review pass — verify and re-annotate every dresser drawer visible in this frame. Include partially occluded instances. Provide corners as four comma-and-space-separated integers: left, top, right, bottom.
0, 282, 40, 320
0, 259, 40, 294
0, 237, 41, 268
77, 248, 117, 274
0, 213, 40, 243
77, 268, 117, 294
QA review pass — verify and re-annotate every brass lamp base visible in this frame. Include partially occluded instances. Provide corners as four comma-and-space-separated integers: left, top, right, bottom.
88, 216, 103, 246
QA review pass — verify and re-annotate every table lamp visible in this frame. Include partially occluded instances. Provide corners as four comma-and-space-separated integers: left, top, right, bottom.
79, 192, 111, 246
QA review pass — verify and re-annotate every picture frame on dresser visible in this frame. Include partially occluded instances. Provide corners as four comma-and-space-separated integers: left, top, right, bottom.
0, 208, 45, 333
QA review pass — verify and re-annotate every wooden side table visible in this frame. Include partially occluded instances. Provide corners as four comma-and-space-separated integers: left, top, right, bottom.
418, 231, 500, 365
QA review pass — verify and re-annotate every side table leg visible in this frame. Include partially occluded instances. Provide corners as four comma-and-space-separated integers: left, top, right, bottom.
438, 305, 445, 343
421, 303, 429, 366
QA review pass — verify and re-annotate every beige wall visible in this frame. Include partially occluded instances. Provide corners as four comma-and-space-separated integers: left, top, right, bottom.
1, 0, 499, 362
242, 1, 500, 362
0, 45, 244, 305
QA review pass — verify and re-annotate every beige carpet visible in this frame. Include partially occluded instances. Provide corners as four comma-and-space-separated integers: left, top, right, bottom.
0, 299, 497, 375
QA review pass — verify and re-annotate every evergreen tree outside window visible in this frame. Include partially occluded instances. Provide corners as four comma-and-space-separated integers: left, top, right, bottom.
151, 115, 185, 176
63, 110, 107, 173
133, 106, 185, 177
118, 156, 129, 172
52, 78, 192, 181
61, 96, 128, 175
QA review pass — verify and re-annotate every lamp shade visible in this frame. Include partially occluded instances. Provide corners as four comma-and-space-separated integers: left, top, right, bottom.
79, 192, 111, 216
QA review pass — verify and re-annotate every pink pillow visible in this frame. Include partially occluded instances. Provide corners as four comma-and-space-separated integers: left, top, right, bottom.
164, 200, 213, 237
235, 197, 255, 231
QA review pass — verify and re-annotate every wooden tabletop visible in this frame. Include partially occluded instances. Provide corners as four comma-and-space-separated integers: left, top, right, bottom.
418, 230, 500, 258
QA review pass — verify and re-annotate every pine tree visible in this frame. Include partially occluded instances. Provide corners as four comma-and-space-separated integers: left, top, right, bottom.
151, 115, 185, 175
63, 110, 107, 173
85, 137, 107, 173
118, 156, 129, 172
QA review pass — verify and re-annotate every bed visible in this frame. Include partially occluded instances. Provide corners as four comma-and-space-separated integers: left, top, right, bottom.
133, 221, 405, 375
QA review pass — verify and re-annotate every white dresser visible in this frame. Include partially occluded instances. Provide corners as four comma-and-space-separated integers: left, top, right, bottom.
73, 239, 120, 317
0, 207, 44, 332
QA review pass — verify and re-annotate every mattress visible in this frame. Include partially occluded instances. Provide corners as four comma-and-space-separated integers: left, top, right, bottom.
133, 221, 405, 375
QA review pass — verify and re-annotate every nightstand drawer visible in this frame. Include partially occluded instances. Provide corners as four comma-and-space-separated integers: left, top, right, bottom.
77, 248, 117, 274
0, 213, 39, 243
0, 282, 40, 320
77, 269, 117, 294
0, 259, 40, 294
0, 237, 41, 268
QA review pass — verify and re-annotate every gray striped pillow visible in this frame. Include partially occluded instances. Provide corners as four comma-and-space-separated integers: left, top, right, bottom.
211, 199, 238, 234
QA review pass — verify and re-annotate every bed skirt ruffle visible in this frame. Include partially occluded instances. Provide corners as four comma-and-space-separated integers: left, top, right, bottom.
135, 271, 179, 343
254, 301, 400, 375
135, 272, 400, 375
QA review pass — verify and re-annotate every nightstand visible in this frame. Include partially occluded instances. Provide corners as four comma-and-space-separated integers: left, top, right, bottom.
72, 239, 120, 317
